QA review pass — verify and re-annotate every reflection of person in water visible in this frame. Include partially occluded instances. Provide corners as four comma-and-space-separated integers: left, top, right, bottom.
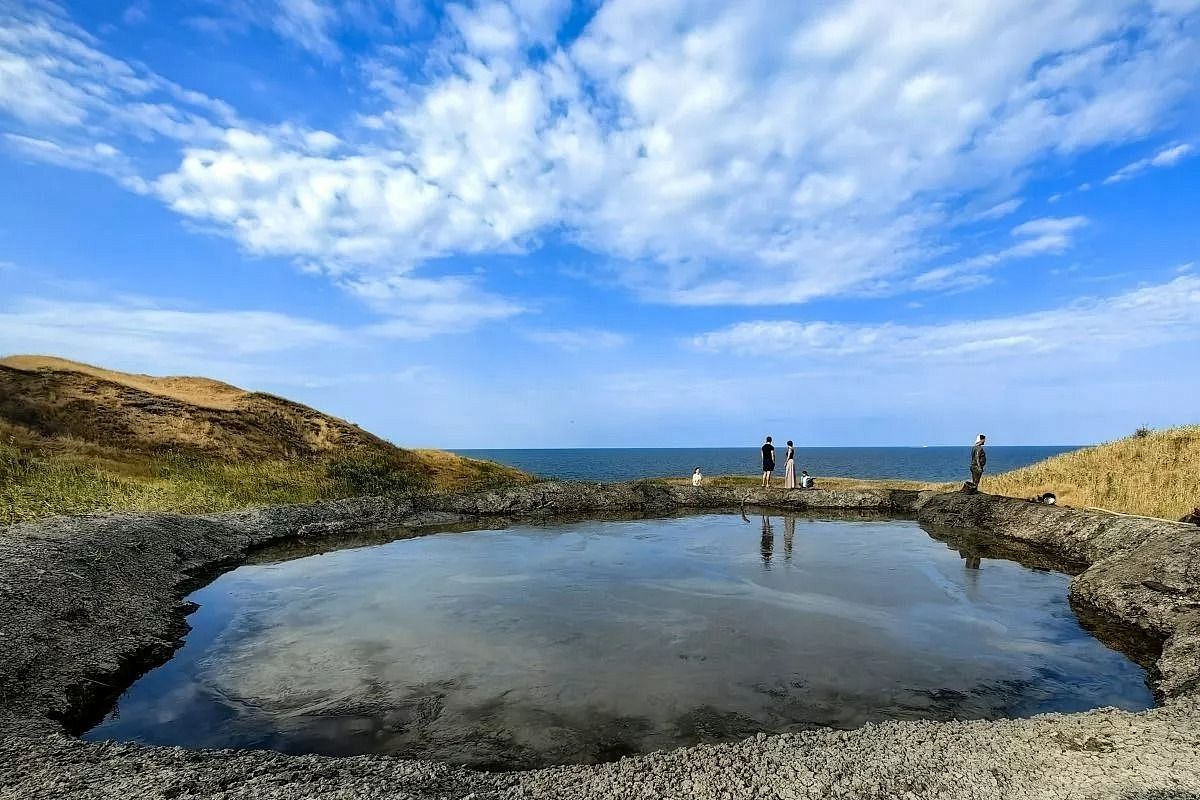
959, 549, 982, 593
783, 516, 795, 562
760, 515, 774, 567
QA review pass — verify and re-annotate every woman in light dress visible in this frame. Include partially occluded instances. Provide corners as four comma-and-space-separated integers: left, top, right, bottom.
783, 440, 797, 489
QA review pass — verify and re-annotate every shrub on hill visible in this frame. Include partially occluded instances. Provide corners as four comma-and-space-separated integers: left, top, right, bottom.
326, 452, 432, 497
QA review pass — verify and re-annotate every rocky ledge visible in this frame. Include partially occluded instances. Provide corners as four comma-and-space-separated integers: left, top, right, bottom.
1, 483, 1198, 799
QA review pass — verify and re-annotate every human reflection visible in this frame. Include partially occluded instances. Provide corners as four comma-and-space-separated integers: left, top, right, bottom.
958, 548, 982, 593
783, 516, 795, 562
760, 515, 774, 568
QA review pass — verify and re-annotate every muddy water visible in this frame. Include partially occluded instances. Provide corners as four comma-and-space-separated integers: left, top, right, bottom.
85, 514, 1152, 768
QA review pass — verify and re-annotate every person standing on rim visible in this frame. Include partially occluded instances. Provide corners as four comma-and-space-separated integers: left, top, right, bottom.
761, 436, 776, 488
971, 434, 987, 489
783, 440, 797, 489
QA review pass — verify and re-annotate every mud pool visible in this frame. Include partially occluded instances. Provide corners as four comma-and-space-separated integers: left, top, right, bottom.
84, 513, 1152, 768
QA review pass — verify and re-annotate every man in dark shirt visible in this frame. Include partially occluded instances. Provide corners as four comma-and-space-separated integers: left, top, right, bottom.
971, 434, 987, 488
761, 436, 775, 488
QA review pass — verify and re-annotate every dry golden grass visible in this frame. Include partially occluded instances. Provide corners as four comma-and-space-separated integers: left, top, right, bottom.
0, 354, 406, 458
0, 354, 246, 409
985, 425, 1200, 521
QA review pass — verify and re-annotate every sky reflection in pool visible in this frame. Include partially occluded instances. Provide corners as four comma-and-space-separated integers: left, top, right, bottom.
86, 514, 1152, 768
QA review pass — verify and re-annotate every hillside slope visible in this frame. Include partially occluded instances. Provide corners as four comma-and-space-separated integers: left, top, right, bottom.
987, 425, 1199, 520
0, 355, 399, 459
1, 355, 530, 523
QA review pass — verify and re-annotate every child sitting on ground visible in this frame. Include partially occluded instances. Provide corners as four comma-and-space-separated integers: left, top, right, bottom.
691, 467, 703, 487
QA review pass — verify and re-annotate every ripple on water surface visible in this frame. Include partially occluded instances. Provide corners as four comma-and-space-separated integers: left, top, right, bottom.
85, 514, 1153, 768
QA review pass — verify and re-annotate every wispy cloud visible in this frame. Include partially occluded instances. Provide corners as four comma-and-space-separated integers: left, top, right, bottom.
343, 275, 524, 339
971, 198, 1025, 222
2, 133, 149, 191
267, 0, 340, 59
691, 275, 1200, 362
914, 216, 1089, 291
524, 328, 628, 352
0, 297, 348, 375
0, 4, 234, 135
190, 0, 430, 59
1103, 142, 1194, 184
122, 2, 150, 26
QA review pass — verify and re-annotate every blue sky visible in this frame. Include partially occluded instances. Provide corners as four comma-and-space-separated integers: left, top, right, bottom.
1, 0, 1198, 448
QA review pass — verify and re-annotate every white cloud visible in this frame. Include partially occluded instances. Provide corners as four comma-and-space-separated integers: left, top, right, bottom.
154, 117, 555, 267
4, 0, 1200, 313
972, 198, 1025, 221
690, 275, 1200, 362
524, 328, 628, 351
270, 0, 340, 59
191, 1, 447, 58
1103, 142, 1195, 184
184, 1, 343, 59
1007, 216, 1090, 256
0, 3, 234, 137
153, 0, 1199, 306
450, 2, 522, 56
2, 133, 150, 192
346, 275, 524, 339
0, 297, 348, 371
122, 2, 150, 26
914, 216, 1089, 291
4, 133, 120, 168
0, 289, 512, 399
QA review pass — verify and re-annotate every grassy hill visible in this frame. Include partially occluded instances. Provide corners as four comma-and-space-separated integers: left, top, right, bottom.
0, 355, 531, 524
986, 425, 1199, 521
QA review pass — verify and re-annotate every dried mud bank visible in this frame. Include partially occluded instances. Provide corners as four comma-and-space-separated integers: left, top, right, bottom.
2, 484, 1198, 799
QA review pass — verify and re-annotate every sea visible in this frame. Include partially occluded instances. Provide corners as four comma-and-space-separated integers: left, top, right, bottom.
453, 446, 1080, 484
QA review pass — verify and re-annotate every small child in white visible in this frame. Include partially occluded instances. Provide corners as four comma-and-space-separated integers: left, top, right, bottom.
691, 467, 703, 487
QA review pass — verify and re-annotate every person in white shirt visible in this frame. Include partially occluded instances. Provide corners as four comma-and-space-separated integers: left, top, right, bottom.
800, 470, 814, 489
691, 467, 703, 487
783, 440, 796, 488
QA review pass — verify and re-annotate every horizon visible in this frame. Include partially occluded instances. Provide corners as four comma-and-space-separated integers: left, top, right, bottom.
2, 1, 1198, 449
453, 443, 1085, 451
